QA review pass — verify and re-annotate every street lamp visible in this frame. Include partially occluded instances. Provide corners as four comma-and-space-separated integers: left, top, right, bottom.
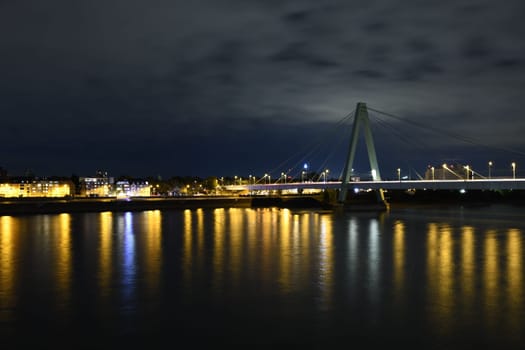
442, 163, 447, 179
431, 166, 435, 181
397, 168, 401, 182
488, 161, 492, 179
303, 163, 309, 182
512, 162, 516, 179
464, 165, 470, 180
322, 169, 329, 183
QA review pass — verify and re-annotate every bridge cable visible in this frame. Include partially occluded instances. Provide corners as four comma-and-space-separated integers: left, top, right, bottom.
368, 107, 525, 157
266, 110, 354, 182
367, 111, 438, 179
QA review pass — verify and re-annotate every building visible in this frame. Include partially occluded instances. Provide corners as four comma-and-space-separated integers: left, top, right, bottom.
0, 180, 72, 198
115, 180, 151, 198
79, 172, 114, 197
79, 171, 151, 197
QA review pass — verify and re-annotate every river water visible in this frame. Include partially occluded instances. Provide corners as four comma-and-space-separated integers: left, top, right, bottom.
0, 205, 523, 349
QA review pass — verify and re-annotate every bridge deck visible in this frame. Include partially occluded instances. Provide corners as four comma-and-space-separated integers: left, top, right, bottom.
226, 179, 525, 192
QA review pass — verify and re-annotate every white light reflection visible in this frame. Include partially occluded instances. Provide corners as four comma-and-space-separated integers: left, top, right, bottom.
347, 217, 359, 288
318, 214, 333, 311
120, 212, 136, 308
368, 219, 381, 301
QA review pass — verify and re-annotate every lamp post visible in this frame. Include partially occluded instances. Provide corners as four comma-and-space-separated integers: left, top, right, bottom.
512, 162, 516, 179
488, 161, 492, 179
397, 168, 401, 182
303, 163, 309, 182
464, 165, 470, 180
322, 169, 329, 183
431, 166, 435, 180
280, 172, 286, 184
442, 164, 447, 180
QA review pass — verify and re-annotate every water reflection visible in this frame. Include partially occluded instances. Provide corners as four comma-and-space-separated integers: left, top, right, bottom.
460, 226, 475, 320
392, 220, 405, 306
99, 211, 113, 298
427, 223, 455, 336
507, 228, 522, 338
0, 216, 17, 324
483, 229, 499, 331
0, 207, 523, 347
54, 213, 72, 313
318, 214, 333, 310
183, 209, 193, 292
212, 208, 226, 295
118, 212, 136, 309
145, 210, 162, 293
367, 218, 381, 306
347, 217, 359, 295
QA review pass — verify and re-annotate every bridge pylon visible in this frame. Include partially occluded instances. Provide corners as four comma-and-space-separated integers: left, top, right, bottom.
338, 102, 386, 205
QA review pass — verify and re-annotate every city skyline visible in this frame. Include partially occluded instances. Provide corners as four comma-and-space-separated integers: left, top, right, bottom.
2, 0, 525, 178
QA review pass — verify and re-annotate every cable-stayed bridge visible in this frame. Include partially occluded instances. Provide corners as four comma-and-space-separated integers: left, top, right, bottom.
223, 102, 525, 206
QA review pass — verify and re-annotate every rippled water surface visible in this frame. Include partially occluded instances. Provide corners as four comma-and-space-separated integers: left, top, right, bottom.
0, 205, 524, 349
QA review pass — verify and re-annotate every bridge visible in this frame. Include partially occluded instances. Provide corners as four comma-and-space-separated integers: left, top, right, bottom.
222, 102, 525, 207
225, 178, 525, 192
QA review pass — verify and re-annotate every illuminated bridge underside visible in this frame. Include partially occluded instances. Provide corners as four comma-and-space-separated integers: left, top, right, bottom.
226, 179, 525, 192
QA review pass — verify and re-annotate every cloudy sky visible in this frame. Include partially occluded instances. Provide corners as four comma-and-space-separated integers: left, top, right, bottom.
1, 0, 524, 180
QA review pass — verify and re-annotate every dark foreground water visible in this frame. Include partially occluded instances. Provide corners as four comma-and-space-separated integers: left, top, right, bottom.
0, 205, 524, 349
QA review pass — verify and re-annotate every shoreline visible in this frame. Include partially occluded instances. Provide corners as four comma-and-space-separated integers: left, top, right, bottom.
1, 189, 525, 216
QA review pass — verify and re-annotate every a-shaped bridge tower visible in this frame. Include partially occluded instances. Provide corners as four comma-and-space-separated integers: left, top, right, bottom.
338, 102, 386, 205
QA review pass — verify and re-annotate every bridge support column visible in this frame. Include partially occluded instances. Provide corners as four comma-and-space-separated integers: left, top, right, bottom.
338, 102, 386, 205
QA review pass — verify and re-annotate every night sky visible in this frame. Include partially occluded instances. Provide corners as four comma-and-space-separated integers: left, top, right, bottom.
2, 0, 525, 180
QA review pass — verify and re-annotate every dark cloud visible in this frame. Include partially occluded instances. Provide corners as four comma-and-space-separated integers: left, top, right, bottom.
1, 0, 525, 178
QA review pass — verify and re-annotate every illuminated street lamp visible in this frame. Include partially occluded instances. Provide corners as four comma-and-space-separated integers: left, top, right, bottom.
464, 165, 470, 180
431, 166, 435, 181
321, 169, 329, 183
281, 172, 286, 184
512, 162, 516, 179
397, 168, 401, 182
442, 163, 447, 180
488, 161, 493, 179
303, 163, 309, 182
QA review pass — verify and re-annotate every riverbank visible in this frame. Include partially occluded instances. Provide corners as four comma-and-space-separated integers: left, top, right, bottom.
0, 196, 250, 216
0, 195, 331, 216
1, 189, 525, 216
